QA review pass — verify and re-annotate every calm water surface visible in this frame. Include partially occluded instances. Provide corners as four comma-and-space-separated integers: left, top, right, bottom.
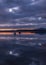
0, 34, 46, 65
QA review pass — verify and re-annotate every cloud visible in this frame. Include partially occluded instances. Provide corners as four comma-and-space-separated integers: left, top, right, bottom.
0, 0, 46, 29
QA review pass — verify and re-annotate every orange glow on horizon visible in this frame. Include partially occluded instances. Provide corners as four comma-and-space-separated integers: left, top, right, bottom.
0, 32, 14, 35
0, 28, 35, 35
0, 32, 35, 35
0, 28, 34, 31
16, 32, 35, 35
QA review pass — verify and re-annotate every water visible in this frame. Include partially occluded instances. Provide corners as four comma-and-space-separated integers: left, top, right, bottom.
0, 0, 46, 65
0, 33, 46, 65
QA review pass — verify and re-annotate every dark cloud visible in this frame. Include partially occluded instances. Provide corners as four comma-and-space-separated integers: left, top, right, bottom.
0, 0, 46, 28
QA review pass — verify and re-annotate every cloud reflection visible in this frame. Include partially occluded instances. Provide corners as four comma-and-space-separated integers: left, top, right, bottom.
8, 50, 20, 56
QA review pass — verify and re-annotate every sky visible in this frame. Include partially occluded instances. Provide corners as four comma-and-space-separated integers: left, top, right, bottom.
0, 0, 46, 28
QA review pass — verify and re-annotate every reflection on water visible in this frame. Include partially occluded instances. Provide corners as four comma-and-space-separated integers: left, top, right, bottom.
0, 34, 46, 65
0, 0, 46, 65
